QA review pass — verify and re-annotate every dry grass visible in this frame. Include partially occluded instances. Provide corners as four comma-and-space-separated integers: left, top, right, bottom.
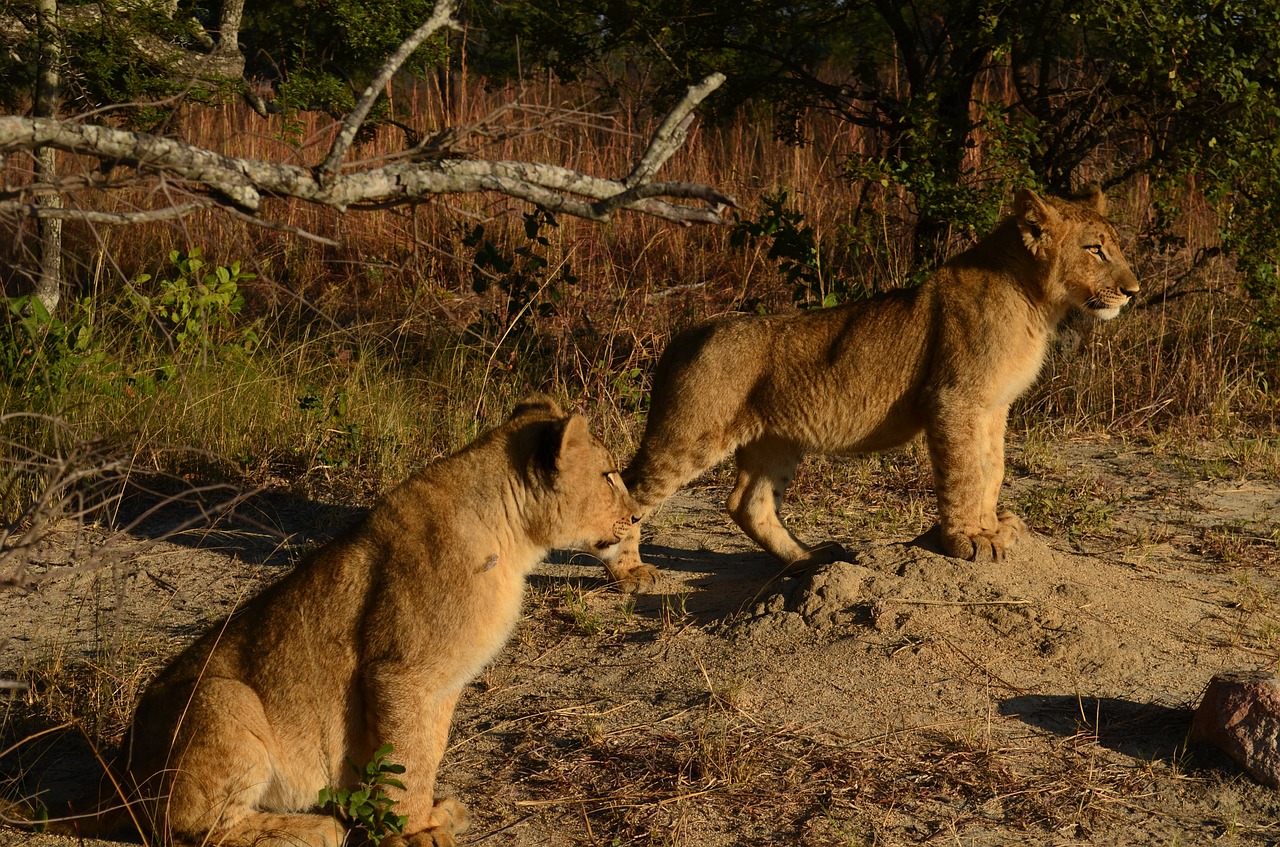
450, 673, 1219, 846
3, 68, 1274, 502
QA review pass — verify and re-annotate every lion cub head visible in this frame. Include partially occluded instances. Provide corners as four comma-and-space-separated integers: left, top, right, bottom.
1016, 186, 1140, 320
510, 397, 640, 555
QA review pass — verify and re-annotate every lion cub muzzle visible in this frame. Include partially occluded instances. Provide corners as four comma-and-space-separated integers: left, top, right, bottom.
594, 513, 641, 551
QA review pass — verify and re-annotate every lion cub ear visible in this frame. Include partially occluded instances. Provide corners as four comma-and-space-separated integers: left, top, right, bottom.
552, 415, 593, 472
510, 394, 565, 421
1015, 188, 1060, 257
1077, 184, 1107, 215
532, 414, 593, 479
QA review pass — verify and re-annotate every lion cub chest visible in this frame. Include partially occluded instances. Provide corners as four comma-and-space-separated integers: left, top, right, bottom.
359, 506, 532, 687
987, 324, 1051, 407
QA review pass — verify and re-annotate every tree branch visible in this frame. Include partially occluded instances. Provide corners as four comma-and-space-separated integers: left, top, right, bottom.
0, 199, 216, 224
625, 73, 725, 188
0, 71, 734, 226
318, 0, 460, 184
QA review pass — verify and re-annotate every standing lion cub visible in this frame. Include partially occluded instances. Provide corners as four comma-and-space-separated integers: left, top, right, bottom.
604, 188, 1139, 592
74, 398, 638, 846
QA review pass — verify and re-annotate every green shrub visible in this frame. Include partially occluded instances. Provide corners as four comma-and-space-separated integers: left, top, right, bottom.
317, 743, 409, 845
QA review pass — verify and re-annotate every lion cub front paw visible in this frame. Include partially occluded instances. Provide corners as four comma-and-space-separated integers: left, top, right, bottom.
604, 558, 659, 594
386, 799, 471, 847
942, 514, 1023, 563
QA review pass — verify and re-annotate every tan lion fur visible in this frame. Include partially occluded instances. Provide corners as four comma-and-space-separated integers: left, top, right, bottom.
72, 398, 638, 846
604, 188, 1139, 592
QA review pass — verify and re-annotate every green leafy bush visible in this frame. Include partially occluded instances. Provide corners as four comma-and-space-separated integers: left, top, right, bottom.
464, 208, 579, 333
317, 743, 408, 846
0, 295, 105, 409
127, 247, 259, 366
732, 192, 870, 308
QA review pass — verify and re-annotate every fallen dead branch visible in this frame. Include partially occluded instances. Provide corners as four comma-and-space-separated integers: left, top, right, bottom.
0, 1, 734, 238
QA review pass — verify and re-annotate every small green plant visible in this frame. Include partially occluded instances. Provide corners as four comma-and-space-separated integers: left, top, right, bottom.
127, 247, 259, 367
606, 364, 646, 411
0, 295, 101, 407
317, 743, 408, 846
731, 192, 868, 308
559, 580, 604, 635
1016, 479, 1115, 540
464, 208, 579, 335
299, 385, 364, 469
659, 588, 692, 632
30, 800, 49, 832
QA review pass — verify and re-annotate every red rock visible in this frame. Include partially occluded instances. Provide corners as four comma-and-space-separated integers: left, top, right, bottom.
1191, 671, 1280, 788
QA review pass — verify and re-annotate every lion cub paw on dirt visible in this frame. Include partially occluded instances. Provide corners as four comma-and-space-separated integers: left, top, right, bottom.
56, 398, 638, 847
604, 187, 1139, 593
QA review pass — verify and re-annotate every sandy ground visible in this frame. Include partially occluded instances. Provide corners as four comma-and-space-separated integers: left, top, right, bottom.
2, 435, 1279, 846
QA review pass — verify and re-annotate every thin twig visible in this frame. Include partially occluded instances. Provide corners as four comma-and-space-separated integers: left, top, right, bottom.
0, 199, 216, 224
317, 0, 461, 183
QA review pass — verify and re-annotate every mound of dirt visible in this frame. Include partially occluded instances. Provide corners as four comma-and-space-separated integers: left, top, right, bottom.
737, 535, 1198, 697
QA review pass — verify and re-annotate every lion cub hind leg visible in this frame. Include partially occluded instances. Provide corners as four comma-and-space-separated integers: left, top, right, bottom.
728, 439, 847, 568
216, 812, 346, 847
148, 678, 285, 845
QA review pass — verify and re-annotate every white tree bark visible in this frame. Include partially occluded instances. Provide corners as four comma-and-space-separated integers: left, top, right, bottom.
33, 0, 62, 313
0, 76, 734, 228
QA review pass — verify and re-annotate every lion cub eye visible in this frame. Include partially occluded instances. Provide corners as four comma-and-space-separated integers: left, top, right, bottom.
604, 471, 622, 488
1085, 244, 1106, 260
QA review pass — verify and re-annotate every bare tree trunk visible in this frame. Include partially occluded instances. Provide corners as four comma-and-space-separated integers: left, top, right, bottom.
217, 0, 244, 56
34, 0, 62, 313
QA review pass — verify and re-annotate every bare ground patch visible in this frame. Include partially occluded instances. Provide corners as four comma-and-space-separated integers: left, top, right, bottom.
3, 435, 1279, 846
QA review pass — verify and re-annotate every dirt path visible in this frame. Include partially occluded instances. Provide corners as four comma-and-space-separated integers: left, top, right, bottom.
3, 435, 1279, 846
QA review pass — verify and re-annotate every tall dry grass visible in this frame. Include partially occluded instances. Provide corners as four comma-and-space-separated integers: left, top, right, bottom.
1, 68, 1274, 507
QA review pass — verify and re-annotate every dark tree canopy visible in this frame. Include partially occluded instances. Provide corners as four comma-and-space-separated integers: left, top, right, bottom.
469, 0, 1280, 293
0, 0, 450, 124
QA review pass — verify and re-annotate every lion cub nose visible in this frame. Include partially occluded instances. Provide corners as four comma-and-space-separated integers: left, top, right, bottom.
1121, 276, 1140, 296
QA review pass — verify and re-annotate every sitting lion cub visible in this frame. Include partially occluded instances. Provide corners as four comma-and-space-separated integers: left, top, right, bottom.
80, 398, 638, 846
604, 188, 1138, 592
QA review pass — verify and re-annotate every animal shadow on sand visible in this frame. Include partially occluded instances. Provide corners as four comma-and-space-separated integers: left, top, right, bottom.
633, 523, 955, 627
998, 694, 1247, 778
2, 478, 367, 827
998, 696, 1259, 783
107, 472, 366, 567
543, 542, 814, 629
